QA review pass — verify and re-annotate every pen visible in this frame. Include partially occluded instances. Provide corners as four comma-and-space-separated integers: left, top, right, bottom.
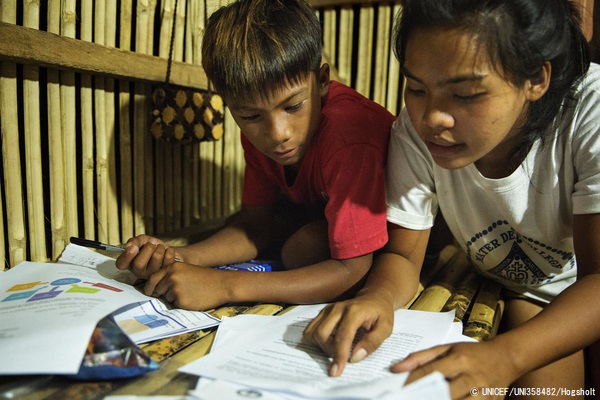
69, 236, 183, 262
70, 237, 125, 252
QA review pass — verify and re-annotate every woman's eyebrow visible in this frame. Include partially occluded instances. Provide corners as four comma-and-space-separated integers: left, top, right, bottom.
402, 66, 487, 86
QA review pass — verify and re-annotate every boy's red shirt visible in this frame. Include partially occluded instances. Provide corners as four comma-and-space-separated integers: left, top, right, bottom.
241, 81, 395, 260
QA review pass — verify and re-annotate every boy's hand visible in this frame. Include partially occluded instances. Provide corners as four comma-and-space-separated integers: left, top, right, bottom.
115, 235, 182, 279
302, 293, 394, 377
144, 263, 229, 310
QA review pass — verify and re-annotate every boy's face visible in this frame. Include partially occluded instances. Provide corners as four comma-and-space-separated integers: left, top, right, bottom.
228, 66, 330, 167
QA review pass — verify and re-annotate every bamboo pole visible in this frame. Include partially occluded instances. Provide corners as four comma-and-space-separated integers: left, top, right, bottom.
61, 0, 78, 247
386, 4, 402, 114
145, 0, 158, 234
47, 0, 66, 260
155, 0, 175, 234
105, 0, 121, 244
441, 269, 482, 322
355, 5, 374, 97
188, 0, 202, 226
373, 4, 391, 106
337, 7, 353, 86
323, 8, 337, 68
119, 0, 134, 242
95, 1, 109, 243
171, 0, 187, 231
133, 0, 152, 235
23, 0, 47, 262
0, 0, 24, 269
80, 0, 95, 239
463, 280, 504, 341
410, 248, 472, 312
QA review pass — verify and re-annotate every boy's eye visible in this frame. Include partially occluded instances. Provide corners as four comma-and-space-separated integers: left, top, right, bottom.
285, 101, 305, 113
239, 114, 260, 121
405, 86, 426, 97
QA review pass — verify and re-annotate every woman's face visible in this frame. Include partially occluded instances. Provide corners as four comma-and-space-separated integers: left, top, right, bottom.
403, 27, 541, 178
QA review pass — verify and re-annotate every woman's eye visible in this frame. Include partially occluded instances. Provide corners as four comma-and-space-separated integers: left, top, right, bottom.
454, 93, 483, 103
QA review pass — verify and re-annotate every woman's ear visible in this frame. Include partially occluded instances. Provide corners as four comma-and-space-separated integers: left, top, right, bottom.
526, 61, 551, 101
319, 63, 331, 97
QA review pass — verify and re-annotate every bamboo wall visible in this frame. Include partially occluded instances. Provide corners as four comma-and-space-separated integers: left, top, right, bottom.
0, 0, 404, 271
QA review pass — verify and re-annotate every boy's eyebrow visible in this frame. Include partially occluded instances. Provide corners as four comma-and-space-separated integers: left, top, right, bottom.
230, 87, 308, 111
402, 66, 487, 86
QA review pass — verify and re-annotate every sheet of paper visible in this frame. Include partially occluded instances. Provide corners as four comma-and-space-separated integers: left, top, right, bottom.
113, 299, 220, 344
180, 305, 457, 399
60, 244, 221, 344
0, 261, 153, 375
59, 243, 138, 284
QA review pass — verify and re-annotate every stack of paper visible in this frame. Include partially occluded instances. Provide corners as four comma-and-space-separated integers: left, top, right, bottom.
179, 304, 475, 399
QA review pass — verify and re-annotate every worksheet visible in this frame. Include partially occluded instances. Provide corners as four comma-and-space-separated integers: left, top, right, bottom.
180, 305, 463, 399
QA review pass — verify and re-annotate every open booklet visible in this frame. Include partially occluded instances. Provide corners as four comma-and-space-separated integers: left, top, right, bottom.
181, 304, 475, 399
0, 245, 220, 375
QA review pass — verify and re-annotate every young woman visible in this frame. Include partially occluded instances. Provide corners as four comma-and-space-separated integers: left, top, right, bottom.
304, 0, 599, 398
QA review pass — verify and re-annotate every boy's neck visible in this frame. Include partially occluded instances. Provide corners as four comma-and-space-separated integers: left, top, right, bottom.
284, 163, 300, 186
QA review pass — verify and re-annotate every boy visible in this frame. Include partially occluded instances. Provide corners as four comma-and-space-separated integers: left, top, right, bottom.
116, 0, 395, 311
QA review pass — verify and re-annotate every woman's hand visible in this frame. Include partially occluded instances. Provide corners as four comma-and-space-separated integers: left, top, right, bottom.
115, 235, 183, 279
392, 339, 520, 400
303, 292, 395, 377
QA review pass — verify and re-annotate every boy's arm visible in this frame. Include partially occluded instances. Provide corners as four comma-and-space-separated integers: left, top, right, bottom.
302, 223, 429, 377
116, 204, 276, 278
142, 249, 374, 311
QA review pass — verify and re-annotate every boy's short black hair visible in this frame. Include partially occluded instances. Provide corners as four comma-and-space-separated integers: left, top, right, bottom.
202, 0, 323, 104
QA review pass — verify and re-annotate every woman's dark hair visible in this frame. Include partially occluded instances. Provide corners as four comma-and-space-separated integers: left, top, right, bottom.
393, 0, 591, 153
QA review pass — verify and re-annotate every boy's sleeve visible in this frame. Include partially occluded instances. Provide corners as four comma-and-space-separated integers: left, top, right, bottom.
324, 143, 389, 260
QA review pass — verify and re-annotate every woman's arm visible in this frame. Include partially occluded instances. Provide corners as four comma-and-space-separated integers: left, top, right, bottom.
303, 223, 430, 377
392, 213, 600, 398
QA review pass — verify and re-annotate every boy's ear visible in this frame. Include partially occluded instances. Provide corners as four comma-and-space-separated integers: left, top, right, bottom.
319, 63, 331, 97
526, 61, 551, 101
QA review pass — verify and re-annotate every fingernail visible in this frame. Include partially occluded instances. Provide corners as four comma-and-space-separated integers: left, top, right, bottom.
329, 363, 339, 377
350, 348, 367, 363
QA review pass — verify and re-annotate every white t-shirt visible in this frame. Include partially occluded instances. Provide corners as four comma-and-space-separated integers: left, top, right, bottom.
386, 63, 600, 303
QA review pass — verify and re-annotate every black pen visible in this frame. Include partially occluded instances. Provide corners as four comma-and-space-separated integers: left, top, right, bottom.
70, 237, 126, 252
69, 236, 183, 262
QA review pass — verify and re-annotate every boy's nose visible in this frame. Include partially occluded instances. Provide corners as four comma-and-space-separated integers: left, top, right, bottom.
267, 118, 292, 144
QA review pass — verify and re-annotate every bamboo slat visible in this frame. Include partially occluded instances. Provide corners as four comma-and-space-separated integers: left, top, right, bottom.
23, 2, 47, 263
0, 53, 24, 269
386, 4, 402, 114
119, 0, 135, 242
105, 0, 121, 244
323, 9, 337, 67
47, 0, 65, 260
60, 0, 78, 246
337, 7, 353, 86
355, 5, 374, 97
79, 0, 95, 241
373, 4, 391, 106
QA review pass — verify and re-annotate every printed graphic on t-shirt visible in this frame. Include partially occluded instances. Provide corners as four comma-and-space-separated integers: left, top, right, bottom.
464, 220, 575, 287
